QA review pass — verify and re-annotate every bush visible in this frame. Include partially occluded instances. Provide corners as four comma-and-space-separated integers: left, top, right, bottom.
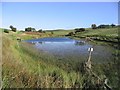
9, 25, 17, 32
38, 29, 42, 33
66, 32, 75, 36
25, 27, 36, 32
4, 29, 9, 33
12, 28, 17, 32
42, 31, 46, 33
75, 28, 85, 33
51, 31, 54, 34
9, 25, 14, 29
91, 24, 97, 29
97, 24, 111, 29
111, 24, 116, 27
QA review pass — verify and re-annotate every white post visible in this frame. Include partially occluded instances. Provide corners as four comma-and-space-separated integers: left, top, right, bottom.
88, 47, 93, 62
86, 47, 94, 69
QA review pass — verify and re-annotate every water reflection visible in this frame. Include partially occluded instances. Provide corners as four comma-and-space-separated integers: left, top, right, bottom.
24, 37, 115, 63
74, 41, 86, 46
39, 42, 43, 44
31, 42, 36, 44
30, 40, 86, 46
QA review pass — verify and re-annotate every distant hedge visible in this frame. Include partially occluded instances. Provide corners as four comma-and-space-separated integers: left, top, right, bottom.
75, 28, 85, 33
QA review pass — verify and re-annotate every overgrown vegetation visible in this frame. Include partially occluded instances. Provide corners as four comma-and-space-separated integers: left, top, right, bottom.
2, 26, 120, 89
2, 34, 84, 88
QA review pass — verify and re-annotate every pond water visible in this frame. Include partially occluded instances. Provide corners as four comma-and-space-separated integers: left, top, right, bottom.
25, 37, 115, 63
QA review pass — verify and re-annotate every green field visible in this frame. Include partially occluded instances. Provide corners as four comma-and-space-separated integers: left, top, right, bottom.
45, 29, 73, 36
73, 27, 119, 43
2, 32, 90, 88
1, 27, 120, 88
76, 27, 118, 37
44, 27, 119, 43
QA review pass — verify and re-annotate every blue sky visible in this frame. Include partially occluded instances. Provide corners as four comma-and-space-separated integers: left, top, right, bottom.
2, 2, 118, 30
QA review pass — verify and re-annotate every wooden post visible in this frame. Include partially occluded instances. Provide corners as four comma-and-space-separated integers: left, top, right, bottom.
88, 50, 92, 62
86, 47, 93, 69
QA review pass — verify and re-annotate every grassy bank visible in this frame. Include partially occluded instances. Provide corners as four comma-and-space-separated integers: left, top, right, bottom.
2, 33, 86, 88
43, 27, 119, 43
45, 29, 73, 36
2, 28, 120, 88
73, 27, 119, 43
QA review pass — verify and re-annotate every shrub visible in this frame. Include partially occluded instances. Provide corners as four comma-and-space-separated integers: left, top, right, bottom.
66, 32, 75, 36
4, 29, 9, 33
9, 25, 17, 32
25, 27, 36, 32
75, 28, 85, 33
111, 24, 116, 27
91, 24, 97, 29
42, 31, 46, 33
51, 31, 54, 34
97, 24, 111, 29
38, 29, 42, 33
12, 28, 17, 32
9, 25, 14, 29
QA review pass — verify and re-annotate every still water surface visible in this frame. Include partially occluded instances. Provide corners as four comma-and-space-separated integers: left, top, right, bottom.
25, 37, 115, 63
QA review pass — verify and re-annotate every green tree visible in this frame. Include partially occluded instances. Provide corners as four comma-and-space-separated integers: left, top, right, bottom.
91, 24, 97, 29
9, 25, 14, 30
75, 28, 85, 33
9, 25, 17, 32
32, 28, 36, 32
25, 27, 31, 32
111, 24, 116, 27
97, 24, 111, 29
12, 28, 17, 32
38, 29, 42, 33
25, 27, 36, 32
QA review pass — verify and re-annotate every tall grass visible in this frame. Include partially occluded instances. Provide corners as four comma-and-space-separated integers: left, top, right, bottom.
2, 34, 85, 88
2, 31, 119, 88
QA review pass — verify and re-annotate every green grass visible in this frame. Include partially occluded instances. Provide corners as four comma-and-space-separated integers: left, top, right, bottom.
74, 27, 118, 42
2, 27, 120, 88
45, 30, 73, 36
1, 34, 98, 88
79, 27, 118, 37
2, 33, 85, 88
44, 27, 119, 43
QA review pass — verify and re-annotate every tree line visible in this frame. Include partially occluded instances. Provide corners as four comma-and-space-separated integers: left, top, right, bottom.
4, 25, 17, 33
66, 24, 117, 36
4, 24, 117, 33
91, 24, 116, 29
4, 25, 45, 33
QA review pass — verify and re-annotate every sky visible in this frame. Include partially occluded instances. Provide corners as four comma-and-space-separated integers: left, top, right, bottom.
1, 2, 118, 30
